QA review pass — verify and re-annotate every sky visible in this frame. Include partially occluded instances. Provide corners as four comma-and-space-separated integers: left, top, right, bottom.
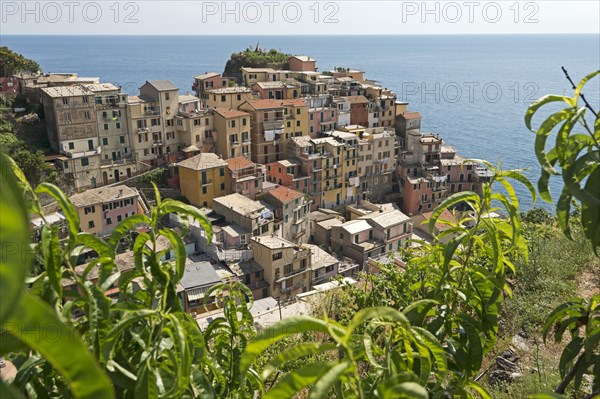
1, 1, 599, 35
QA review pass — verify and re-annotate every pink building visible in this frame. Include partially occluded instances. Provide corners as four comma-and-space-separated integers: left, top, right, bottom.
192, 72, 231, 98
440, 146, 477, 194
288, 55, 317, 72
70, 185, 148, 236
348, 96, 369, 127
0, 77, 18, 94
308, 107, 338, 138
266, 159, 310, 194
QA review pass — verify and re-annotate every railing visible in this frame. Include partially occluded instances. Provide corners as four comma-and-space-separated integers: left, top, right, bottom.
100, 155, 134, 166
137, 127, 149, 133
281, 279, 305, 293
145, 109, 161, 116
62, 149, 99, 158
96, 102, 126, 110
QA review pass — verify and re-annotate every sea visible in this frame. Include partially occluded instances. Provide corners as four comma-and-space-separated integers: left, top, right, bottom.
2, 34, 599, 211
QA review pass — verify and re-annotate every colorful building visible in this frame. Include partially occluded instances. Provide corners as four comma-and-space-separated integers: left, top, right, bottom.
70, 185, 146, 236
177, 152, 228, 208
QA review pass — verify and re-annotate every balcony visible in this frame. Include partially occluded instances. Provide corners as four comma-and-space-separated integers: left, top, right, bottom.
137, 127, 149, 133
152, 140, 163, 146
201, 179, 213, 186
280, 279, 305, 293
62, 148, 100, 159
145, 109, 161, 116
100, 155, 134, 166
96, 102, 125, 110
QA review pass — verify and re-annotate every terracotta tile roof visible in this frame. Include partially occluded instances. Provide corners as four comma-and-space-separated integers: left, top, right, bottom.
347, 95, 369, 104
422, 209, 456, 232
403, 112, 422, 119
242, 98, 306, 110
213, 107, 249, 119
267, 186, 304, 204
225, 156, 255, 171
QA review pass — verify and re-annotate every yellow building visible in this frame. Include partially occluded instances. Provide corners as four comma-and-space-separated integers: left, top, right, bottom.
177, 153, 228, 208
313, 134, 359, 209
213, 108, 251, 159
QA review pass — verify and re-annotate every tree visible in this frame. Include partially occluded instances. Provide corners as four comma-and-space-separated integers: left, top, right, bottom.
0, 46, 40, 77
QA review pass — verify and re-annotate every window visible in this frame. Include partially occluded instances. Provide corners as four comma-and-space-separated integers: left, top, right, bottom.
116, 122, 121, 129
296, 108, 300, 115
102, 138, 108, 145
104, 124, 109, 130
68, 142, 74, 150
88, 139, 94, 150
273, 252, 283, 261
81, 158, 89, 166
165, 92, 170, 100
62, 98, 68, 105
117, 215, 122, 222
120, 136, 125, 144
88, 221, 95, 228
296, 120, 300, 127
202, 187, 207, 194
231, 120, 236, 128
84, 206, 95, 214
106, 218, 112, 225
242, 118, 247, 126
220, 183, 225, 190
219, 167, 224, 176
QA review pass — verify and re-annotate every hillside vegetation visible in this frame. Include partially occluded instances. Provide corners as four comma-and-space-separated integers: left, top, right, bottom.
223, 47, 290, 82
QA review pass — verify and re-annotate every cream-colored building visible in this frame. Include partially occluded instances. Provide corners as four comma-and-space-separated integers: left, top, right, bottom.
251, 235, 311, 299
204, 86, 255, 109
213, 193, 274, 237
336, 126, 400, 201
83, 83, 137, 185
127, 81, 180, 167
41, 85, 101, 191
175, 96, 215, 153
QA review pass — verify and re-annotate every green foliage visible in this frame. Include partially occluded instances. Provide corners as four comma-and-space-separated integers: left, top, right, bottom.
526, 69, 600, 253
248, 163, 532, 398
0, 46, 40, 77
1, 154, 261, 398
135, 167, 167, 186
527, 69, 600, 396
223, 47, 290, 81
11, 148, 58, 188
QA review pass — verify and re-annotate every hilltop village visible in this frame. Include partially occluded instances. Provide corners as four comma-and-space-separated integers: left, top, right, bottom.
5, 50, 492, 317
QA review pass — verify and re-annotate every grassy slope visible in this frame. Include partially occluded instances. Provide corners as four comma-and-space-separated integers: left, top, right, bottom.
486, 220, 600, 398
